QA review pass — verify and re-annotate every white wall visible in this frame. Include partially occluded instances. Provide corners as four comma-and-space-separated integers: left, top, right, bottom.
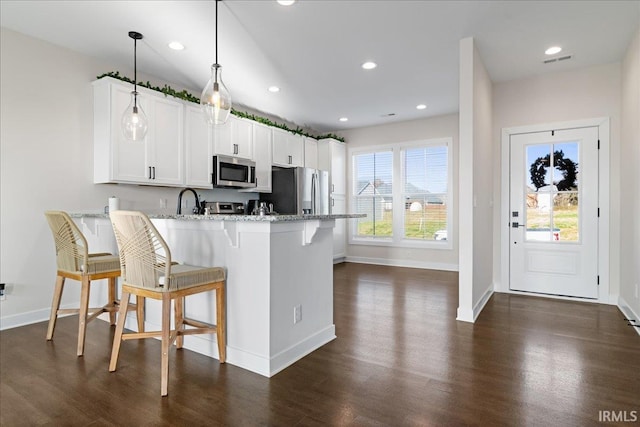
0, 28, 251, 329
619, 27, 640, 325
338, 113, 459, 271
457, 38, 494, 322
492, 62, 622, 301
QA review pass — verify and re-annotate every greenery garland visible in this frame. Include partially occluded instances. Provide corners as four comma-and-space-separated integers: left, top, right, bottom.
97, 71, 345, 142
529, 150, 578, 191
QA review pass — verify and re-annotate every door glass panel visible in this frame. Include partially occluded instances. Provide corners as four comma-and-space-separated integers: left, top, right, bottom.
525, 142, 580, 242
551, 141, 579, 242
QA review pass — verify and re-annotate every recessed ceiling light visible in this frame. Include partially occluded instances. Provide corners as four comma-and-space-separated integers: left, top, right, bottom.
362, 61, 377, 70
416, 104, 427, 110
545, 46, 562, 55
277, 0, 296, 5
168, 41, 185, 51
339, 117, 348, 122
268, 86, 280, 93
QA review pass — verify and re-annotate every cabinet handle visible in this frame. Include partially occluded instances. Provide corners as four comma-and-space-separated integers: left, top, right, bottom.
233, 144, 238, 155
148, 166, 152, 180
331, 198, 335, 207
288, 155, 292, 164
332, 184, 335, 193
152, 167, 156, 179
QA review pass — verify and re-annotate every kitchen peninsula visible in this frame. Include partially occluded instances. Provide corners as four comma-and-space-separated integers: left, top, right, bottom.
73, 212, 363, 377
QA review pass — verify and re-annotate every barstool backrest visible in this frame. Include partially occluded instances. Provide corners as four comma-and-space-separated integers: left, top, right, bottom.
44, 211, 89, 274
109, 210, 172, 290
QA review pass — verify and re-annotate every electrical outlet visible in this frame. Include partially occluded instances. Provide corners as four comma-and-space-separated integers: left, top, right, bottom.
160, 198, 167, 209
293, 305, 302, 324
0, 283, 5, 301
635, 283, 638, 299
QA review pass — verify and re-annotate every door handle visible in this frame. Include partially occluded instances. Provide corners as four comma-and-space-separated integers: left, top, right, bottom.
148, 166, 152, 180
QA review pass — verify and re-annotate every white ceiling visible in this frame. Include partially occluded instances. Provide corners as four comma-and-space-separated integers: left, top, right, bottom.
1, 1, 638, 133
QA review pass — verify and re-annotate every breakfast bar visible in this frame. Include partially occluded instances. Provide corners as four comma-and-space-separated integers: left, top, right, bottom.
73, 212, 362, 377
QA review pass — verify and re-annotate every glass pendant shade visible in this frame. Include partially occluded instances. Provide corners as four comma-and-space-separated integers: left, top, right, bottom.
122, 91, 148, 141
201, 63, 231, 125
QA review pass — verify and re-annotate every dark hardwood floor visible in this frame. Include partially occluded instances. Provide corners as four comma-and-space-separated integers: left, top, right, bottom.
1, 263, 639, 426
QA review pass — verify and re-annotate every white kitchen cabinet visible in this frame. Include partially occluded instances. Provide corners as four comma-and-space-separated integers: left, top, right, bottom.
304, 137, 318, 169
185, 105, 213, 189
317, 138, 331, 172
93, 77, 184, 186
247, 122, 273, 192
213, 115, 253, 160
331, 195, 347, 261
272, 128, 304, 167
319, 138, 346, 195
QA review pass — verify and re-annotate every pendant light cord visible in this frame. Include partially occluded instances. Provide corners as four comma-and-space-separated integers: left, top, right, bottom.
215, 0, 219, 65
133, 36, 138, 96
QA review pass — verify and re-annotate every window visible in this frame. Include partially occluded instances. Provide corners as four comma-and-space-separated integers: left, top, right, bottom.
403, 145, 448, 241
351, 138, 452, 247
352, 150, 393, 238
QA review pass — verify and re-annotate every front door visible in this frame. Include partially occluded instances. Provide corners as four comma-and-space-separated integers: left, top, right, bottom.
509, 126, 599, 298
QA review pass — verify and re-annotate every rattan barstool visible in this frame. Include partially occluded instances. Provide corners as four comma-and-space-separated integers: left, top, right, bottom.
109, 210, 226, 396
44, 210, 142, 356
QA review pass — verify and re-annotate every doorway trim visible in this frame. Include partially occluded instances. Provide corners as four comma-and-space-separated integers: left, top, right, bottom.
499, 117, 612, 304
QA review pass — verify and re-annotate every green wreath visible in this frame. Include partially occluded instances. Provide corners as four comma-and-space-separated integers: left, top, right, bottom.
529, 150, 578, 191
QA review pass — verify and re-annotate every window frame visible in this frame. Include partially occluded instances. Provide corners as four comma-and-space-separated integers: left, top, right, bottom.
349, 138, 453, 249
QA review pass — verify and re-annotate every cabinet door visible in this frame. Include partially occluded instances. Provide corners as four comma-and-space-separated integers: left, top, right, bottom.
330, 140, 346, 194
232, 117, 254, 159
251, 123, 272, 192
317, 139, 331, 172
148, 95, 184, 185
110, 84, 148, 183
185, 106, 213, 188
331, 195, 346, 260
273, 129, 304, 167
213, 115, 253, 160
304, 137, 318, 169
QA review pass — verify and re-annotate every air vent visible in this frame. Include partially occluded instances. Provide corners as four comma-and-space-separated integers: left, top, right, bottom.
381, 113, 396, 117
543, 54, 573, 64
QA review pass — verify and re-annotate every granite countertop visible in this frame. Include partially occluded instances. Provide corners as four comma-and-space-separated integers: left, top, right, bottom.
70, 212, 365, 222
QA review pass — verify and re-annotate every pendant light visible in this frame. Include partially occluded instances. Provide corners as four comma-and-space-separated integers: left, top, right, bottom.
122, 31, 148, 141
201, 0, 231, 125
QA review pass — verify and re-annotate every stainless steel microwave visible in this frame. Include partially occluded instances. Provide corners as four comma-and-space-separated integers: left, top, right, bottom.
212, 155, 256, 189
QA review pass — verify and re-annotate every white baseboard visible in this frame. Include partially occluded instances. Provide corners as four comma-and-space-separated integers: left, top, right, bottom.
0, 303, 79, 331
473, 287, 494, 322
123, 314, 336, 377
618, 296, 640, 337
456, 286, 494, 323
345, 256, 458, 272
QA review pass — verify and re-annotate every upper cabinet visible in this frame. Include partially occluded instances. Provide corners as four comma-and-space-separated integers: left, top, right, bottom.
213, 115, 254, 160
304, 137, 318, 169
93, 77, 184, 186
246, 122, 273, 193
319, 138, 346, 195
185, 105, 213, 189
272, 128, 304, 167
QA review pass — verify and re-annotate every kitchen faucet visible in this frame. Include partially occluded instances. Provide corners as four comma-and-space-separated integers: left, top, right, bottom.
176, 188, 201, 214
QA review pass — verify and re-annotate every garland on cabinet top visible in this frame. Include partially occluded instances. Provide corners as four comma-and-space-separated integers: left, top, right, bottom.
97, 71, 345, 142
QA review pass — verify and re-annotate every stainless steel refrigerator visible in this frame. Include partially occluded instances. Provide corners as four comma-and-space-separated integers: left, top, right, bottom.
264, 167, 330, 215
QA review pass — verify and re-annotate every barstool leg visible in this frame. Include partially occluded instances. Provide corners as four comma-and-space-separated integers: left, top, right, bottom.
77, 276, 91, 356
136, 296, 145, 333
216, 283, 226, 363
46, 275, 65, 340
175, 297, 184, 349
109, 291, 130, 372
161, 293, 171, 396
108, 277, 117, 325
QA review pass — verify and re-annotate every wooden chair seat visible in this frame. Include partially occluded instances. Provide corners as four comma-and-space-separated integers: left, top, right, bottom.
109, 210, 226, 397
44, 211, 142, 356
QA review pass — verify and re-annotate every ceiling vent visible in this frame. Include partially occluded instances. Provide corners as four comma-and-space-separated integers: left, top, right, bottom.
381, 113, 396, 117
543, 54, 573, 64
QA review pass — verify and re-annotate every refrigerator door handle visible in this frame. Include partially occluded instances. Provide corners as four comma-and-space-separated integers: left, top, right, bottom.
311, 172, 317, 214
